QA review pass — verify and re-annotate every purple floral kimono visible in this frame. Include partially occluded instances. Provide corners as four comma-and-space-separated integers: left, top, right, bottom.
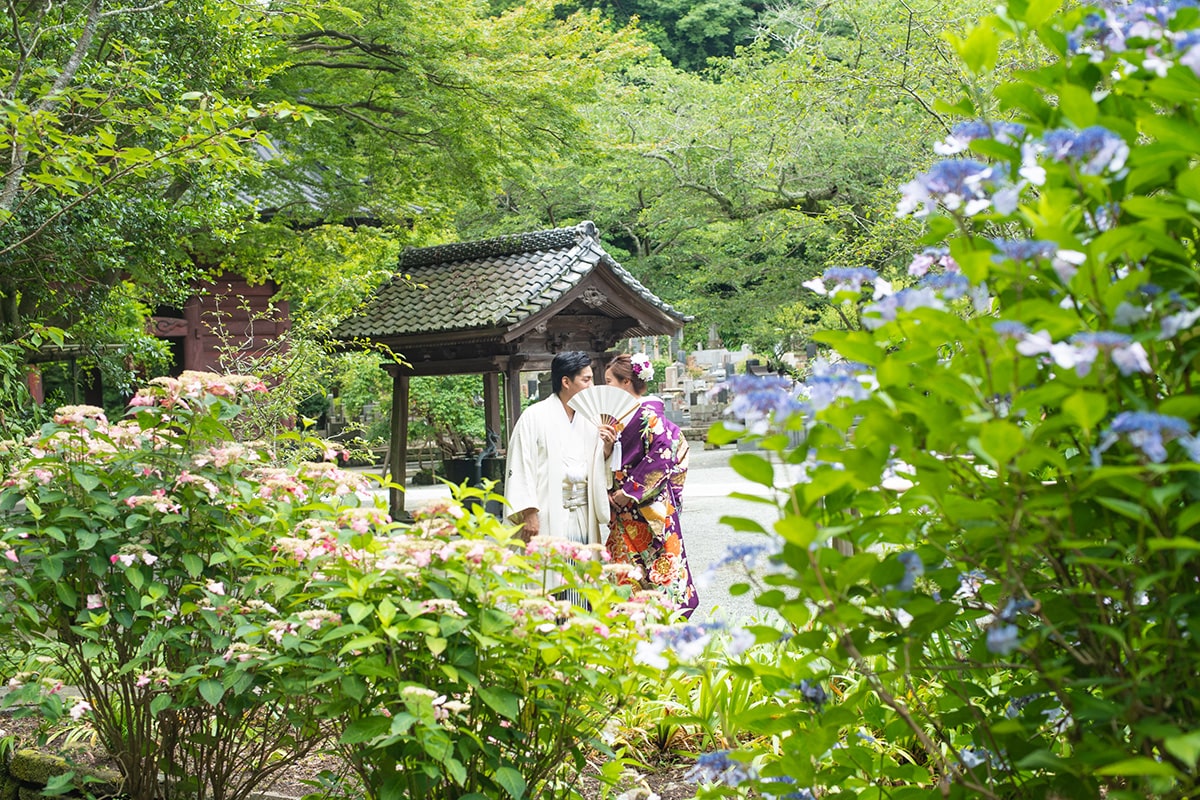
606, 395, 699, 617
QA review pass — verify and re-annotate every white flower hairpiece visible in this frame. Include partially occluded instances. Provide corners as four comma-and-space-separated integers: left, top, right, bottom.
631, 354, 654, 382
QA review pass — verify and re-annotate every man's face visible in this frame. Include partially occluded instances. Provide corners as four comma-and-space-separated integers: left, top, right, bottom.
560, 365, 594, 403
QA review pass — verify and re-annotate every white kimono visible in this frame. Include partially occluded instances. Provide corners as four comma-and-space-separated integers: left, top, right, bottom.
504, 394, 610, 544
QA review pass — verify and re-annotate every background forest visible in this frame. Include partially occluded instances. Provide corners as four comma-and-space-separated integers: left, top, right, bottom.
1, 0, 996, 431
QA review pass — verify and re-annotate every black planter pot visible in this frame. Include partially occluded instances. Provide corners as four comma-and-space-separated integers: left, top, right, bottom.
440, 457, 506, 517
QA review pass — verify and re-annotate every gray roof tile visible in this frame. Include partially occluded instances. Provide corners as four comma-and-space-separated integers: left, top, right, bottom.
333, 221, 687, 341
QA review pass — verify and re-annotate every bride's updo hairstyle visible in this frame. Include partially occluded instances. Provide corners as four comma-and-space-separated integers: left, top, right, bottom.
608, 353, 647, 395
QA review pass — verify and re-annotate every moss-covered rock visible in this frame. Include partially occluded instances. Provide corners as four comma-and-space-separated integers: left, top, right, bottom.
7, 749, 121, 795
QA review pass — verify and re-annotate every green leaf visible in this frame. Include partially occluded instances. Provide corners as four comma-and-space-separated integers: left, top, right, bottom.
976, 420, 1025, 467
949, 21, 1001, 74
347, 602, 373, 624
1058, 84, 1098, 127
1094, 757, 1178, 777
1018, 0, 1063, 27
1164, 731, 1200, 767
494, 766, 526, 800
718, 515, 767, 533
729, 453, 774, 487
198, 679, 225, 707
477, 685, 521, 720
1095, 496, 1153, 524
1176, 503, 1200, 535
71, 468, 101, 494
150, 694, 172, 717
774, 515, 816, 548
1146, 537, 1200, 553
338, 635, 385, 655
182, 554, 204, 578
1062, 391, 1107, 436
377, 596, 397, 627
41, 771, 77, 797
341, 716, 390, 744
1121, 196, 1189, 220
444, 757, 467, 786
426, 636, 447, 655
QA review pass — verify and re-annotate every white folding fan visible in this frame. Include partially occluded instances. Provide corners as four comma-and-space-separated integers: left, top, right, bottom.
568, 385, 641, 430
569, 385, 642, 470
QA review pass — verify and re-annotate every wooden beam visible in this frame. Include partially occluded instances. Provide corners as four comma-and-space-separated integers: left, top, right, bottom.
150, 316, 189, 337
383, 357, 513, 378
505, 361, 523, 438
184, 296, 203, 371
482, 372, 501, 444
388, 373, 410, 520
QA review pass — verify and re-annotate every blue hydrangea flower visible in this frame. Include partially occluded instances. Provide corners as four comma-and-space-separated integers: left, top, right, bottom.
993, 320, 1029, 339
686, 751, 756, 786
797, 679, 828, 711
1160, 306, 1200, 339
895, 551, 924, 592
999, 598, 1035, 622
1022, 127, 1129, 185
1090, 202, 1120, 232
1005, 693, 1040, 719
986, 623, 1021, 655
635, 622, 724, 668
897, 159, 1017, 218
802, 366, 876, 409
934, 120, 1026, 155
919, 271, 972, 300
991, 238, 1088, 282
803, 266, 885, 298
1093, 411, 1200, 465
991, 238, 1058, 261
1017, 328, 1151, 376
862, 286, 946, 330
711, 542, 781, 571
761, 776, 816, 800
716, 374, 807, 433
960, 747, 989, 770
907, 246, 959, 277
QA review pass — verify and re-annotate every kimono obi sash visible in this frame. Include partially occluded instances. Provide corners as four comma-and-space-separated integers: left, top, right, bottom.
562, 478, 587, 510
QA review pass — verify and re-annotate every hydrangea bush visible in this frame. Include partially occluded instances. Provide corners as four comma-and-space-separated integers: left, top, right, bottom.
0, 372, 350, 800
0, 371, 672, 800
255, 500, 673, 800
673, 1, 1200, 798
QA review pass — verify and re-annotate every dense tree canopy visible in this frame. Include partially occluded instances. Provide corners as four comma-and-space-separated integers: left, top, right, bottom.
1, 0, 1012, 399
0, 0, 316, 343
460, 0, 999, 351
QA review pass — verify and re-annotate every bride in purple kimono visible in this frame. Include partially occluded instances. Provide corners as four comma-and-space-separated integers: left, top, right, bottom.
603, 353, 699, 618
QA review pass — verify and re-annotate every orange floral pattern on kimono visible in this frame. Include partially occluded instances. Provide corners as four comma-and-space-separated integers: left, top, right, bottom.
605, 396, 698, 617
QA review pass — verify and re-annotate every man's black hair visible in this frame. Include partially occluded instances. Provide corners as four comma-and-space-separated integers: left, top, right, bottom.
551, 351, 591, 395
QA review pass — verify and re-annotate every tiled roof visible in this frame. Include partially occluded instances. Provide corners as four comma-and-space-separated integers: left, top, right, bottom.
332, 221, 686, 340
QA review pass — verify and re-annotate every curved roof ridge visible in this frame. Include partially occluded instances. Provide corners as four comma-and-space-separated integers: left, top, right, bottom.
399, 221, 598, 269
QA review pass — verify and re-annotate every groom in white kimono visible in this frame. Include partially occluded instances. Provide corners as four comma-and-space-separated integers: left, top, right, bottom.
505, 351, 614, 546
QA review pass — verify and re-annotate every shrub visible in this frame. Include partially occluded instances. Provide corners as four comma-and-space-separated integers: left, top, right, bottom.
663, 1, 1200, 798
0, 372, 359, 800
1, 371, 675, 800
253, 489, 676, 800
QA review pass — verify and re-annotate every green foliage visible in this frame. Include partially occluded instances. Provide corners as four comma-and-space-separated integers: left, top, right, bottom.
0, 326, 62, 444
260, 494, 674, 800
658, 1, 1200, 798
0, 0, 319, 354
0, 373, 340, 800
567, 0, 759, 71
1, 372, 674, 800
256, 0, 646, 228
460, 0, 997, 350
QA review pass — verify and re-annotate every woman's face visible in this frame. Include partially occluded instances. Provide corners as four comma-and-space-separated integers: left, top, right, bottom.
605, 367, 637, 396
